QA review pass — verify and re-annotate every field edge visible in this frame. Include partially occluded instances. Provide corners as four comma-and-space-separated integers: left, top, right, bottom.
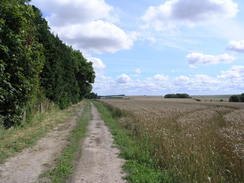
94, 101, 176, 183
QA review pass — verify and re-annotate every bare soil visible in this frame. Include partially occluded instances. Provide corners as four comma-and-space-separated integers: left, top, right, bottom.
70, 104, 126, 183
0, 108, 83, 183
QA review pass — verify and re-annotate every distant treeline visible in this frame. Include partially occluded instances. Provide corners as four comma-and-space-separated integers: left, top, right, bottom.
164, 93, 191, 98
0, 0, 95, 128
85, 92, 100, 99
229, 94, 244, 102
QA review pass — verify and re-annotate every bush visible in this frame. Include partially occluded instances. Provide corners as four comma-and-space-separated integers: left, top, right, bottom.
229, 94, 244, 102
164, 93, 191, 99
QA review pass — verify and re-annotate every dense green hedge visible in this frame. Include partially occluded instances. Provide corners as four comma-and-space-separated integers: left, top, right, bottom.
0, 0, 95, 128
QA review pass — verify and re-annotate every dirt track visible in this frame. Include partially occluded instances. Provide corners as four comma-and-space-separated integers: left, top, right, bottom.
0, 108, 83, 183
70, 104, 126, 183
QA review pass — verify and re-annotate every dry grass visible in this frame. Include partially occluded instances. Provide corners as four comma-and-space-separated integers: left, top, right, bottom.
0, 103, 82, 163
101, 98, 244, 183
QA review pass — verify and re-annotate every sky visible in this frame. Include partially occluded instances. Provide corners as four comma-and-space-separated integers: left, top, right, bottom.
32, 0, 244, 96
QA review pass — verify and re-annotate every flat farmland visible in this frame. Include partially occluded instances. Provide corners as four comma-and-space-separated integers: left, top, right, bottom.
101, 97, 244, 183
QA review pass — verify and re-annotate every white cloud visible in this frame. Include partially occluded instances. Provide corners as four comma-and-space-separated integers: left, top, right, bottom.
228, 40, 244, 53
117, 74, 131, 84
93, 67, 244, 95
187, 52, 235, 66
142, 0, 238, 30
194, 74, 219, 84
153, 74, 168, 81
175, 74, 218, 86
32, 0, 135, 53
94, 73, 220, 95
92, 75, 116, 95
52, 21, 133, 53
175, 75, 190, 83
173, 74, 220, 93
218, 65, 244, 90
218, 65, 244, 79
88, 57, 106, 70
32, 0, 112, 25
135, 68, 142, 74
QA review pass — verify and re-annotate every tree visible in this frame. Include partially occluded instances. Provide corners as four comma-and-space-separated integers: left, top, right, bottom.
0, 2, 95, 128
33, 7, 95, 109
240, 93, 244, 102
0, 0, 44, 127
164, 93, 191, 98
229, 95, 240, 102
85, 92, 99, 99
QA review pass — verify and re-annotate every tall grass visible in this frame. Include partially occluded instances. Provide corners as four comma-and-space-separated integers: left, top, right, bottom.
101, 99, 244, 183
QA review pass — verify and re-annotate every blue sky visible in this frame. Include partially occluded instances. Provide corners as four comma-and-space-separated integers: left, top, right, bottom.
32, 0, 244, 95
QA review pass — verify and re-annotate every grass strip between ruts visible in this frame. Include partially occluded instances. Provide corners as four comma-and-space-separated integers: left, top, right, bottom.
42, 101, 91, 183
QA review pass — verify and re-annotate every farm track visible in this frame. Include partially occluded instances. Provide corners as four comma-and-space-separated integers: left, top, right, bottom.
70, 104, 126, 183
0, 107, 83, 183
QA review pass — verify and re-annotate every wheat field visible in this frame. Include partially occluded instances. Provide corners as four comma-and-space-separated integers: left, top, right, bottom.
101, 97, 244, 183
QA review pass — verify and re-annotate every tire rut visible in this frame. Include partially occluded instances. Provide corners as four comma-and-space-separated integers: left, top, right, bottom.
70, 104, 126, 183
0, 107, 83, 183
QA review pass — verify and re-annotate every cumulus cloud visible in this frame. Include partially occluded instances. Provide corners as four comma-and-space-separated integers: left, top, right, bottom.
94, 73, 221, 95
175, 75, 190, 83
218, 65, 244, 79
153, 74, 169, 81
88, 56, 106, 70
187, 52, 235, 66
94, 73, 168, 95
93, 67, 244, 95
176, 74, 217, 85
32, 0, 112, 25
117, 74, 131, 84
32, 0, 135, 53
194, 74, 219, 84
218, 65, 244, 90
142, 0, 238, 30
228, 40, 244, 53
53, 21, 133, 53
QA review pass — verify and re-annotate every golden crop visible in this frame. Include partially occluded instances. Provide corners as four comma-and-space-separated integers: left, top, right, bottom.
102, 97, 244, 183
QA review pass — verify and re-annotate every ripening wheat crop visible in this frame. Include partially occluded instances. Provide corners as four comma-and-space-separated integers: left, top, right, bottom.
102, 97, 244, 183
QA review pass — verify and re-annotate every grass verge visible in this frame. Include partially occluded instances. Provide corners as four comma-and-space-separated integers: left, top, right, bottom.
0, 103, 82, 164
94, 101, 175, 183
41, 101, 91, 183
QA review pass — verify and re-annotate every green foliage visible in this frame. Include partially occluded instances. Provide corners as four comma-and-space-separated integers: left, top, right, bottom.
33, 8, 95, 109
164, 93, 191, 98
229, 94, 244, 102
0, 1, 95, 128
85, 92, 100, 99
0, 0, 44, 128
240, 93, 244, 102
